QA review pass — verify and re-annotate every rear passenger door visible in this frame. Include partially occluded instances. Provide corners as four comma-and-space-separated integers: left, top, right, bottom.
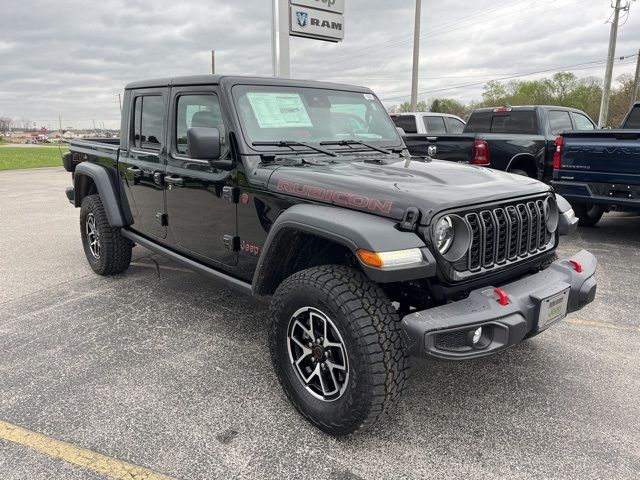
118, 89, 168, 239
422, 116, 447, 135
163, 86, 237, 268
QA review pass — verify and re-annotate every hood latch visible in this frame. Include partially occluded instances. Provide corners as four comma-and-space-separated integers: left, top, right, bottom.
399, 206, 421, 232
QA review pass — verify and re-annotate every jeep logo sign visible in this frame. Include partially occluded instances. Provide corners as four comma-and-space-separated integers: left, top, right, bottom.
289, 4, 345, 43
290, 0, 345, 14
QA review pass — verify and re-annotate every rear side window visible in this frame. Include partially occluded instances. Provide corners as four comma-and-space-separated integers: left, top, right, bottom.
447, 117, 465, 133
572, 112, 595, 130
464, 111, 538, 134
548, 110, 573, 135
175, 94, 224, 156
391, 115, 417, 134
132, 96, 164, 150
623, 106, 640, 129
423, 116, 447, 134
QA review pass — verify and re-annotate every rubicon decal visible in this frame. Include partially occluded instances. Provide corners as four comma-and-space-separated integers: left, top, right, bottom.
277, 180, 393, 214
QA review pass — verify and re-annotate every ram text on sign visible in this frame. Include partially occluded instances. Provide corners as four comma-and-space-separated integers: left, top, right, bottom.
290, 0, 345, 14
290, 6, 344, 42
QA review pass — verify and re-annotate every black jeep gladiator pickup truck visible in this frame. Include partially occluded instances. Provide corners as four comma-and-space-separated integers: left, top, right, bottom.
63, 75, 596, 436
402, 105, 597, 182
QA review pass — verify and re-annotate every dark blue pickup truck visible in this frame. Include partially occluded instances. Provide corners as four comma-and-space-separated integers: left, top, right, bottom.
551, 102, 640, 226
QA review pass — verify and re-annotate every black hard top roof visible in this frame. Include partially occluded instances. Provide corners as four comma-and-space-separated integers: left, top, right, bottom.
124, 74, 373, 93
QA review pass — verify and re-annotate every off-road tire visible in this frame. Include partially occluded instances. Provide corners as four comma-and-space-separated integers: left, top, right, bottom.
573, 203, 603, 227
80, 194, 132, 275
269, 265, 409, 436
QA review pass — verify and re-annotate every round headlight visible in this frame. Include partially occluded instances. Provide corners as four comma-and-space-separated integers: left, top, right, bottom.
545, 196, 559, 234
434, 216, 454, 254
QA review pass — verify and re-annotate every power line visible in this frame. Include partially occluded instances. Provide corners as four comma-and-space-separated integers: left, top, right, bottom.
324, 0, 561, 68
380, 54, 638, 101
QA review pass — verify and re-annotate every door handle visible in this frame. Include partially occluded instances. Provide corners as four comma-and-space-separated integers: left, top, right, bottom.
164, 175, 184, 187
126, 166, 143, 177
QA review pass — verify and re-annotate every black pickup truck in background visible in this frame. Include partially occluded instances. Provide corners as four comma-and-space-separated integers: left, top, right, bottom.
551, 102, 640, 226
401, 106, 597, 182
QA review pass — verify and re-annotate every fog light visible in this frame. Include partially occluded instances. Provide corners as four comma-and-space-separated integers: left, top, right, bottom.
472, 327, 483, 345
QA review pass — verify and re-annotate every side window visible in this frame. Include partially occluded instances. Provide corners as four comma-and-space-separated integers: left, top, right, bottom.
572, 112, 595, 130
175, 94, 223, 156
391, 115, 417, 134
132, 96, 164, 151
548, 110, 573, 135
447, 117, 465, 134
622, 106, 640, 128
423, 116, 447, 134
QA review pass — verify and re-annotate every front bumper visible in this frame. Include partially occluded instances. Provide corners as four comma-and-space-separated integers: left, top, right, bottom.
400, 249, 597, 360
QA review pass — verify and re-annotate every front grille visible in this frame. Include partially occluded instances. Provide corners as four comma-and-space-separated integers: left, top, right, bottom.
455, 196, 552, 276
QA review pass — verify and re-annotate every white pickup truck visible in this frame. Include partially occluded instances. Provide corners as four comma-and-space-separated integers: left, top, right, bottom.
389, 112, 466, 135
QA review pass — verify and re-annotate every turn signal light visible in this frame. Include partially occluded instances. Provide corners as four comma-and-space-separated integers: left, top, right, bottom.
357, 248, 423, 269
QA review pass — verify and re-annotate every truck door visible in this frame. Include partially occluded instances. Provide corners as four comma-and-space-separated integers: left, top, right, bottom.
118, 89, 168, 239
163, 87, 237, 267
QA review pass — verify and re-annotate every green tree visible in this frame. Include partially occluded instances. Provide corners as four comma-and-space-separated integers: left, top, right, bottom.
482, 81, 508, 105
430, 98, 469, 119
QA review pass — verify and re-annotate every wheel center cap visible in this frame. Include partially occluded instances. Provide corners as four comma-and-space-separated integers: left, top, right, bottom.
312, 346, 324, 361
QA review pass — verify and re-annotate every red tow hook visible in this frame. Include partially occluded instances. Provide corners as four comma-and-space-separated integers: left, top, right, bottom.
569, 260, 583, 273
494, 288, 510, 306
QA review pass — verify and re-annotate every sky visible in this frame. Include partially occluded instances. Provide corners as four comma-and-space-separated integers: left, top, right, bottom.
1, 0, 639, 129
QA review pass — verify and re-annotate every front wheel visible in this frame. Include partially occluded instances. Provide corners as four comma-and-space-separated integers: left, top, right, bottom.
269, 265, 409, 436
573, 203, 603, 227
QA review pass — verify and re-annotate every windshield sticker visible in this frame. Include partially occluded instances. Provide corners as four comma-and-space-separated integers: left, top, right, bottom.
363, 93, 374, 100
246, 92, 313, 128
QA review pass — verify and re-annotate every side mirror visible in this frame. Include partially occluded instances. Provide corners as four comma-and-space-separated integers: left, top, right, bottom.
186, 127, 233, 170
187, 127, 220, 160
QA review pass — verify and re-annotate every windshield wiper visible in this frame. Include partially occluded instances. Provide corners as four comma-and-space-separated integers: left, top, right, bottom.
252, 140, 337, 157
319, 139, 391, 155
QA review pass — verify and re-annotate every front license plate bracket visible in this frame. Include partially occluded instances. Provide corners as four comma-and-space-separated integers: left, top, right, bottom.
537, 287, 570, 331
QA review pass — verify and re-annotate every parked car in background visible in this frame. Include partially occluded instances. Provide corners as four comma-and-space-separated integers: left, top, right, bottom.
402, 105, 597, 182
551, 102, 640, 226
390, 112, 466, 135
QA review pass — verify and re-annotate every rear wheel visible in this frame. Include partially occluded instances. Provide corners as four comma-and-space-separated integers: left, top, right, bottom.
80, 194, 133, 275
269, 265, 409, 436
573, 203, 603, 227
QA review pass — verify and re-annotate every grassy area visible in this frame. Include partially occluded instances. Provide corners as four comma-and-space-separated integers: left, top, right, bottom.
0, 146, 68, 171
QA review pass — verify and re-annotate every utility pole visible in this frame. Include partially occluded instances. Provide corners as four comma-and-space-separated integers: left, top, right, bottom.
599, 0, 628, 127
211, 50, 216, 74
410, 0, 422, 112
117, 93, 122, 113
272, 0, 290, 77
631, 49, 640, 109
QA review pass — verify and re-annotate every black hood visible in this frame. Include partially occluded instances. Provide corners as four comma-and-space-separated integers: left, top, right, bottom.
266, 156, 551, 224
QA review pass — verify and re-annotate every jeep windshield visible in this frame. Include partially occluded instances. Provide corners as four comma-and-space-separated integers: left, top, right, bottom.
232, 85, 401, 151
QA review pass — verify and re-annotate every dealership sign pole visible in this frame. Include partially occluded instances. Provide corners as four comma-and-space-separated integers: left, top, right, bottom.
272, 0, 345, 77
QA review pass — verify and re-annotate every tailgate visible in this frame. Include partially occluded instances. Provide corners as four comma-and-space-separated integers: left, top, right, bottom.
560, 131, 640, 178
403, 134, 474, 162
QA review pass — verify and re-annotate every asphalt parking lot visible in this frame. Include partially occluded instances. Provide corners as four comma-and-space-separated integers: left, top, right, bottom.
1, 167, 639, 480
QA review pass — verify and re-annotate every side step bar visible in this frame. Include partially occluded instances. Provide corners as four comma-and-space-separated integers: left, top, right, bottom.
121, 229, 253, 296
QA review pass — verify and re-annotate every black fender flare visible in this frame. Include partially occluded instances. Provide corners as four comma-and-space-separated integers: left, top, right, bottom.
74, 162, 126, 227
252, 204, 437, 295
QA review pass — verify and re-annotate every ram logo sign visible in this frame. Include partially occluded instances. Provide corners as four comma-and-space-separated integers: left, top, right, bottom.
289, 5, 344, 42
295, 11, 308, 27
